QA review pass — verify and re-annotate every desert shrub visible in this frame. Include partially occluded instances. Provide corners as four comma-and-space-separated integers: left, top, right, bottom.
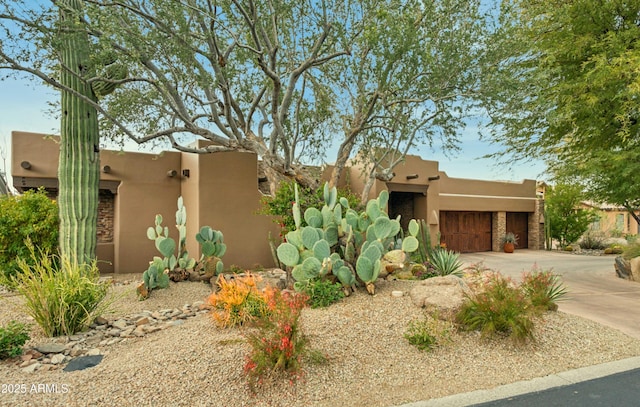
604, 244, 624, 255
13, 245, 111, 337
623, 242, 640, 260
456, 274, 534, 343
207, 274, 269, 328
301, 278, 344, 308
520, 268, 568, 312
0, 321, 30, 359
428, 248, 464, 277
404, 316, 451, 351
0, 189, 58, 286
579, 231, 607, 250
244, 289, 309, 388
259, 180, 361, 236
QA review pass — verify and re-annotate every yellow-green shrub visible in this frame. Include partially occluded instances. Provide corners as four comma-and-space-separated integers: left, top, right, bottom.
0, 189, 58, 286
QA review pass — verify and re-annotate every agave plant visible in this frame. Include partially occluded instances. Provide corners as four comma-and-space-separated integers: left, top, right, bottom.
428, 248, 464, 277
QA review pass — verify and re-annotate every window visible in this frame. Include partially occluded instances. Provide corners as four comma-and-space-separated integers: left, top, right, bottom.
616, 213, 625, 232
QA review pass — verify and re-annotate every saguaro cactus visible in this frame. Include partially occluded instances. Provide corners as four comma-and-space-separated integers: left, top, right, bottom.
57, 0, 100, 263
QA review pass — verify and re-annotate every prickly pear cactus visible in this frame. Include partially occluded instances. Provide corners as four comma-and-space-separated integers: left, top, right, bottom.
140, 257, 170, 299
277, 182, 424, 296
142, 197, 227, 298
196, 225, 226, 275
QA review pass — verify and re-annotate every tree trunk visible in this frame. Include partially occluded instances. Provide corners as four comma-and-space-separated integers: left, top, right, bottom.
627, 207, 640, 228
328, 136, 357, 189
58, 0, 100, 263
361, 170, 376, 204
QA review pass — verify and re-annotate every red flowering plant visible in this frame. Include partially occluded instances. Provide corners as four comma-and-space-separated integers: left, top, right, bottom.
243, 287, 309, 388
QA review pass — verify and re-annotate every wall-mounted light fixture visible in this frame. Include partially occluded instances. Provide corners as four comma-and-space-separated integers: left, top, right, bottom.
21, 161, 31, 170
258, 176, 268, 182
167, 170, 178, 178
182, 169, 190, 178
102, 165, 111, 174
428, 175, 440, 181
406, 174, 419, 180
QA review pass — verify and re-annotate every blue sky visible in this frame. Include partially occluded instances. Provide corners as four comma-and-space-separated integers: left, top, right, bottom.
0, 73, 547, 186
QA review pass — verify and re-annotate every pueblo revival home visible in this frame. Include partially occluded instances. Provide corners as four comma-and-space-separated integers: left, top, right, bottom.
11, 131, 543, 274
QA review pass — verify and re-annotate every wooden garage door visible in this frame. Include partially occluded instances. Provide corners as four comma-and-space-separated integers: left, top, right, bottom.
440, 212, 492, 253
506, 212, 529, 249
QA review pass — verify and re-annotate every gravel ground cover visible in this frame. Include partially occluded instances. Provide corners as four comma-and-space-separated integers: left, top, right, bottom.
2, 276, 640, 407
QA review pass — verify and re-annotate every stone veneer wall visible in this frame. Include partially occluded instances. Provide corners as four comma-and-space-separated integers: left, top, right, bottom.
97, 190, 114, 243
531, 198, 545, 250
492, 211, 506, 252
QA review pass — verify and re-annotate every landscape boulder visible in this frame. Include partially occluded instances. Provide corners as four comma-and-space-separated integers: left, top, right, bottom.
409, 275, 472, 320
614, 256, 640, 282
632, 257, 640, 282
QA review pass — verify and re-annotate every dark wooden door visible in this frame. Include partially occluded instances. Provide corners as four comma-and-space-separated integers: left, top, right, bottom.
389, 192, 415, 232
440, 211, 492, 253
506, 212, 529, 249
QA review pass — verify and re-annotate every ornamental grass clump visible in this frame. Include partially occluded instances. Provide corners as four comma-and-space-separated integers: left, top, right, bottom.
244, 288, 309, 389
520, 267, 568, 312
456, 273, 535, 343
207, 274, 268, 328
13, 244, 111, 337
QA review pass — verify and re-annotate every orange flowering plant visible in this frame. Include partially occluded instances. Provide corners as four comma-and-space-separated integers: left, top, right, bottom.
206, 274, 268, 328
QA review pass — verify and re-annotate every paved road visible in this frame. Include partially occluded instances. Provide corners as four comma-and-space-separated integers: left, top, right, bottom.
472, 367, 640, 407
458, 250, 640, 339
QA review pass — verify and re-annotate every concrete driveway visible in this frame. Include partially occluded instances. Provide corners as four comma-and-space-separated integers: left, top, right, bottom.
458, 250, 640, 339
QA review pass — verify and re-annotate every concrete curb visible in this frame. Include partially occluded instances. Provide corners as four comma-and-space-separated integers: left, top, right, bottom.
397, 356, 640, 407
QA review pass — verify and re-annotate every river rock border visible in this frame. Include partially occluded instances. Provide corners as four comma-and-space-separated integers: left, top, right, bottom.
14, 301, 211, 373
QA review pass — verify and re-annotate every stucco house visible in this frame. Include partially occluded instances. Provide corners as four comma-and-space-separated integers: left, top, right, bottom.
12, 131, 543, 274
582, 201, 639, 237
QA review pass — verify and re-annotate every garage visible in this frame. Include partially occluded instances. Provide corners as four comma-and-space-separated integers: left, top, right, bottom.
440, 211, 492, 253
506, 212, 529, 249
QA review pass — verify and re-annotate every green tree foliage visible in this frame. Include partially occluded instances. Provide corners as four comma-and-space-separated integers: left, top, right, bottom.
554, 147, 640, 227
2, 1, 503, 199
0, 189, 59, 284
484, 0, 640, 170
328, 0, 498, 201
259, 180, 361, 236
545, 184, 595, 248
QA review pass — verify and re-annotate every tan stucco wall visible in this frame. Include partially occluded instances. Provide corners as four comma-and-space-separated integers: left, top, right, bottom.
187, 147, 279, 269
12, 132, 60, 178
438, 172, 537, 212
104, 149, 182, 273
587, 207, 640, 236
12, 131, 278, 273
